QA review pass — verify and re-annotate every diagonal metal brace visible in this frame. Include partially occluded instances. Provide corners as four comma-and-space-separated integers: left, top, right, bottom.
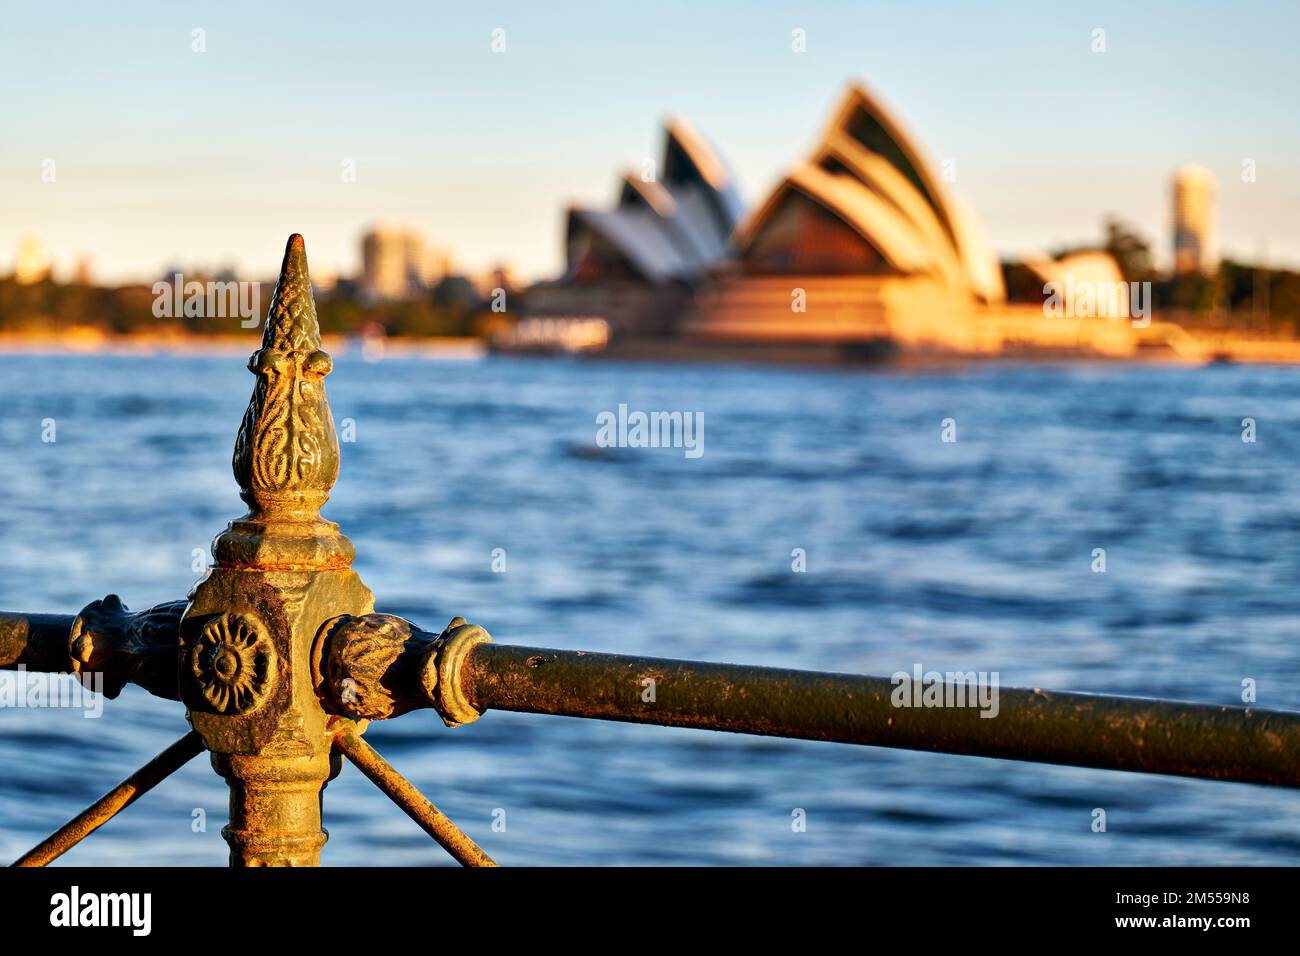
11, 731, 205, 867
333, 725, 497, 867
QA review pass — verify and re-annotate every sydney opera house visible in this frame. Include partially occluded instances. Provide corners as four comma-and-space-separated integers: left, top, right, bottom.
524, 116, 745, 340
523, 81, 1139, 360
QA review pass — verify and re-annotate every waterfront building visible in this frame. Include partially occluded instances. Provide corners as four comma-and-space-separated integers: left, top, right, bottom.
1021, 251, 1131, 320
13, 235, 51, 285
1171, 164, 1216, 275
528, 81, 1138, 360
686, 82, 1005, 349
524, 117, 744, 339
360, 225, 450, 301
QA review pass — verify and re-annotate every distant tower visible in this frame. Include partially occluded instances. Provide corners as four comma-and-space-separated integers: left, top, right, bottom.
1171, 164, 1216, 275
361, 227, 412, 300
13, 235, 51, 285
360, 225, 445, 300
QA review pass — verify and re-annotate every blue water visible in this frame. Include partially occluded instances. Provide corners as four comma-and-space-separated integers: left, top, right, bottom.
1, 352, 1298, 866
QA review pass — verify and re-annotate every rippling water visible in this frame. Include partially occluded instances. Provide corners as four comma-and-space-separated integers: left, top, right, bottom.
1, 352, 1298, 866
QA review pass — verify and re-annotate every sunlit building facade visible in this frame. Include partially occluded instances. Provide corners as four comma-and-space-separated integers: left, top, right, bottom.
528, 81, 1139, 359
1171, 164, 1216, 275
1020, 251, 1131, 320
13, 235, 51, 285
361, 225, 451, 301
686, 82, 1005, 348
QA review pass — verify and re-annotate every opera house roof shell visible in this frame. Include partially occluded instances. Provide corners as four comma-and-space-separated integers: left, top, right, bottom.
557, 82, 1004, 309
736, 82, 1005, 303
563, 117, 744, 285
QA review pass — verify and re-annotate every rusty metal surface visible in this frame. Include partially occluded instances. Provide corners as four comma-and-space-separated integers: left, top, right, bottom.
313, 613, 491, 728
69, 596, 186, 699
0, 612, 77, 674
11, 732, 205, 867
333, 725, 496, 867
183, 235, 374, 866
312, 612, 441, 721
458, 643, 1300, 788
0, 238, 438, 867
1, 599, 184, 699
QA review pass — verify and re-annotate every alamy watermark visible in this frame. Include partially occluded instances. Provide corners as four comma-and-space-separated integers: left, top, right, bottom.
50, 886, 150, 936
1, 665, 104, 718
152, 274, 262, 328
890, 663, 1000, 718
1043, 274, 1151, 328
596, 403, 704, 459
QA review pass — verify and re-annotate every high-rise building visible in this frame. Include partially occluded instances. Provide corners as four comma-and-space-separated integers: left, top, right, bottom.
361, 226, 413, 300
72, 255, 94, 286
360, 225, 450, 300
1171, 164, 1216, 275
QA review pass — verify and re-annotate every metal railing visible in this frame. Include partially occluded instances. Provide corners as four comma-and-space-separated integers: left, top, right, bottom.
2, 235, 1297, 867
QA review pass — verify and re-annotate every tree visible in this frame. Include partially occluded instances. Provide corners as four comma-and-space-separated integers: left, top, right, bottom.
1101, 216, 1155, 283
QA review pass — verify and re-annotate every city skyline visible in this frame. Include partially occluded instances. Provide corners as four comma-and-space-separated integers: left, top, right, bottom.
3, 1, 1298, 284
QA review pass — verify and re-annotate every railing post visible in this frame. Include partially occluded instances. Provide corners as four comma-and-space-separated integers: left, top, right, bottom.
180, 235, 374, 866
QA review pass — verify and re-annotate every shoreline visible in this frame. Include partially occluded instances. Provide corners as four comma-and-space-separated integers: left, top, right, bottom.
4, 328, 1300, 367
0, 331, 486, 359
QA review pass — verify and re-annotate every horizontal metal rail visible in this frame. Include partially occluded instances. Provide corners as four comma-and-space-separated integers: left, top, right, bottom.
458, 644, 1300, 788
0, 612, 78, 674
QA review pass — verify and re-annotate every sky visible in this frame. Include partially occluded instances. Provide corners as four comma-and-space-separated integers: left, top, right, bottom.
2, 0, 1299, 284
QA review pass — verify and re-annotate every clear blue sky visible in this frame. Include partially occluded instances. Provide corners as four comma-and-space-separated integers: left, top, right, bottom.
3, 0, 1298, 283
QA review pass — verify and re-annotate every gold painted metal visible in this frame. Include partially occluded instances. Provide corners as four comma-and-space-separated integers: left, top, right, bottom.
312, 613, 441, 721
70, 596, 187, 700
432, 618, 493, 728
333, 724, 497, 867
0, 600, 184, 698
313, 613, 491, 727
182, 235, 375, 866
12, 732, 205, 867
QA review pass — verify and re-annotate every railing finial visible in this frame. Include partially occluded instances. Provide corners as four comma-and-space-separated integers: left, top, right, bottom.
186, 235, 373, 865
263, 234, 321, 353
214, 233, 353, 570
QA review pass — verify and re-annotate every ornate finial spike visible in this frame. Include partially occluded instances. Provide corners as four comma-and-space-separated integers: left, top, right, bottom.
216, 234, 351, 570
263, 234, 321, 353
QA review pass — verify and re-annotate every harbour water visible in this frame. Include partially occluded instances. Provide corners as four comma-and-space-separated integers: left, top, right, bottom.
1, 352, 1298, 865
